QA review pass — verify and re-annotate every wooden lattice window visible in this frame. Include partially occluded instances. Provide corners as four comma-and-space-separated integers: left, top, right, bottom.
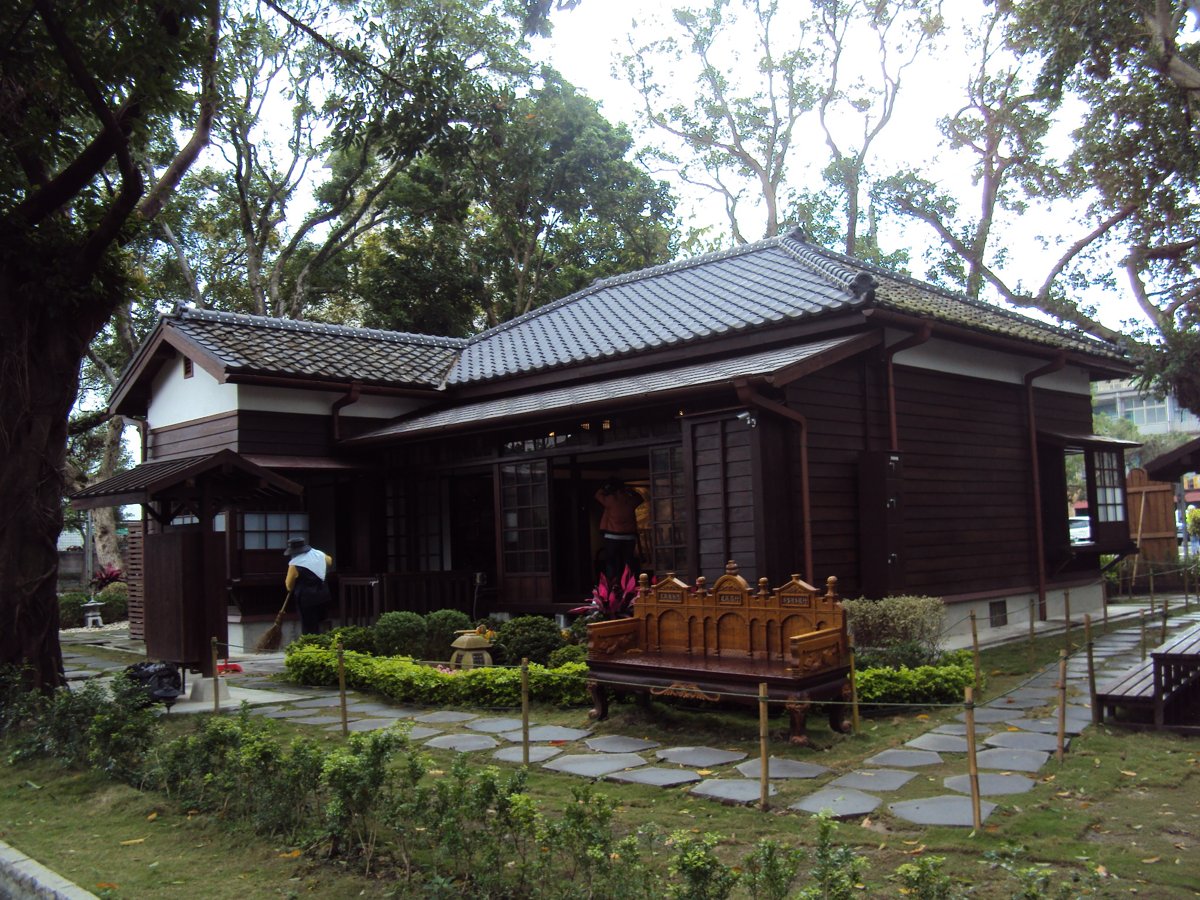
649, 445, 688, 575
500, 461, 550, 574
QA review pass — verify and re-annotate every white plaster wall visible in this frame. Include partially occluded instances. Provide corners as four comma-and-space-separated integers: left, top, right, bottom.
146, 354, 237, 428
940, 583, 1105, 650
237, 384, 430, 420
889, 333, 1092, 395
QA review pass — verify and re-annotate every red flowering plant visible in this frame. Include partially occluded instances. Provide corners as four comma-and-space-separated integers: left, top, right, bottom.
571, 566, 640, 621
90, 563, 124, 591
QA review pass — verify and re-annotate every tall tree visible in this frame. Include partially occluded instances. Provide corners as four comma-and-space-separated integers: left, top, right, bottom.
0, 0, 219, 690
998, 0, 1200, 411
621, 0, 941, 252
354, 71, 678, 331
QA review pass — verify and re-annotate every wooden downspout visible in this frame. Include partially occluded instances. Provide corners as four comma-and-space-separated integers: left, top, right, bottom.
884, 322, 933, 452
735, 380, 813, 584
331, 381, 362, 442
1024, 354, 1067, 620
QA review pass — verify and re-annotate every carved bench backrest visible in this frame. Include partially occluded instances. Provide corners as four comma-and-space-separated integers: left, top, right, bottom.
634, 561, 841, 660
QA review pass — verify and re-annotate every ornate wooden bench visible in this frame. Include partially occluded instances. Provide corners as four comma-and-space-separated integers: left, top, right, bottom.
585, 561, 851, 746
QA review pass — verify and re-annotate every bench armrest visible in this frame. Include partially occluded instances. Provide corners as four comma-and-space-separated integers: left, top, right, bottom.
787, 627, 848, 677
587, 617, 643, 658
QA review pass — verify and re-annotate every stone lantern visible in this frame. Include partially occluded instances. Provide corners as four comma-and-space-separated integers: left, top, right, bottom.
450, 630, 493, 669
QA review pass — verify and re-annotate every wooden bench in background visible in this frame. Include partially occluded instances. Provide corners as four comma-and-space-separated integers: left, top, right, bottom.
586, 561, 851, 746
1096, 621, 1200, 733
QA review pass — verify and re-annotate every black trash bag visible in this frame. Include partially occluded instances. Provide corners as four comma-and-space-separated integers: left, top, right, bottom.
123, 661, 184, 707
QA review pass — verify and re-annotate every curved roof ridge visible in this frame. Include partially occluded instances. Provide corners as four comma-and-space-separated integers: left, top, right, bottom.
173, 304, 467, 349
464, 234, 787, 346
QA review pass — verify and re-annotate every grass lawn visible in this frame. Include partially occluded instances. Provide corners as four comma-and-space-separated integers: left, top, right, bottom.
3, 624, 1197, 898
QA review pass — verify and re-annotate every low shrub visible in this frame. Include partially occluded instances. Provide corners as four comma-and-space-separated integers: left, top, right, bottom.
374, 610, 426, 657
843, 595, 945, 665
97, 581, 128, 622
288, 633, 333, 652
283, 647, 589, 708
424, 608, 472, 661
548, 643, 587, 668
855, 651, 977, 706
495, 615, 565, 666
329, 625, 375, 654
57, 590, 91, 628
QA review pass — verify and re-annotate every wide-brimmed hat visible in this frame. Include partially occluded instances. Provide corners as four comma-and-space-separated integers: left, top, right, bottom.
283, 537, 311, 558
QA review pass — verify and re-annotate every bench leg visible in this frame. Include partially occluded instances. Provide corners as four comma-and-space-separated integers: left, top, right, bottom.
786, 697, 813, 747
587, 680, 610, 721
828, 682, 852, 734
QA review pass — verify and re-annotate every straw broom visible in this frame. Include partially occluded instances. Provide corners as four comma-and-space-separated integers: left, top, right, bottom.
255, 590, 292, 652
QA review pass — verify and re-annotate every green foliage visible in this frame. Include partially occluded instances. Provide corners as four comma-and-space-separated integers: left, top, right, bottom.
85, 673, 161, 784
739, 838, 806, 900
795, 813, 867, 900
548, 643, 587, 668
96, 581, 129, 621
57, 591, 92, 629
328, 625, 376, 654
495, 615, 566, 666
288, 632, 334, 652
8, 680, 107, 768
423, 608, 472, 661
322, 729, 404, 869
855, 652, 978, 706
666, 831, 739, 900
982, 844, 1101, 900
283, 646, 589, 708
374, 610, 427, 658
892, 855, 963, 900
843, 595, 946, 665
149, 707, 325, 841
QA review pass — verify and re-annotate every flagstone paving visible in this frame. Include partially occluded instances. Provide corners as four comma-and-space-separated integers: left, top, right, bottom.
828, 769, 917, 791
944, 773, 1035, 796
735, 757, 829, 779
425, 733, 499, 752
493, 745, 561, 764
889, 795, 997, 826
607, 767, 701, 787
690, 779, 776, 804
656, 747, 747, 767
543, 752, 646, 778
863, 748, 943, 768
904, 733, 969, 753
790, 788, 880, 818
585, 735, 660, 753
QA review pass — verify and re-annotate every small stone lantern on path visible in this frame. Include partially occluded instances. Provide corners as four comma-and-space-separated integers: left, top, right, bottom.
450, 629, 493, 669
82, 599, 104, 628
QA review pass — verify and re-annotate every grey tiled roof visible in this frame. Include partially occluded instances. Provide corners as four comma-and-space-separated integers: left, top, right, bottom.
447, 236, 857, 385
142, 232, 1127, 397
168, 307, 463, 388
447, 231, 1127, 384
353, 336, 863, 441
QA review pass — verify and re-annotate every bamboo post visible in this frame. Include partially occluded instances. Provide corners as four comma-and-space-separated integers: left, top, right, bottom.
758, 683, 770, 812
521, 658, 530, 766
1103, 578, 1109, 627
1140, 611, 1147, 661
211, 637, 220, 716
336, 639, 348, 737
1063, 590, 1072, 653
964, 686, 983, 830
1056, 650, 1068, 764
1161, 603, 1169, 645
1028, 597, 1036, 669
848, 645, 860, 735
970, 612, 981, 692
1149, 568, 1156, 608
1085, 614, 1099, 726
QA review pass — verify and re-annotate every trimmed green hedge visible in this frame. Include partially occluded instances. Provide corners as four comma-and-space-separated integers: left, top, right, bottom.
284, 647, 589, 708
854, 651, 978, 706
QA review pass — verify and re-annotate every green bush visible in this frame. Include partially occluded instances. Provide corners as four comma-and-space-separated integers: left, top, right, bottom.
57, 590, 91, 628
424, 608, 472, 661
287, 632, 333, 652
329, 625, 375, 654
283, 647, 589, 708
548, 643, 587, 668
842, 595, 945, 665
373, 610, 426, 657
855, 651, 977, 706
495, 615, 565, 666
97, 581, 129, 621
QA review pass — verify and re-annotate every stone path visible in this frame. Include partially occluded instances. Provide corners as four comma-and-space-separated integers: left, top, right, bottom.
58, 606, 1200, 830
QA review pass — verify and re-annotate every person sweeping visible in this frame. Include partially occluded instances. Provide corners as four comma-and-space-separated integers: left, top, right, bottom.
255, 536, 333, 651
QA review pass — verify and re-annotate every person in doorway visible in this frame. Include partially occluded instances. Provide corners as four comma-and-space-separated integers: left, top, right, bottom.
595, 479, 643, 581
284, 537, 333, 635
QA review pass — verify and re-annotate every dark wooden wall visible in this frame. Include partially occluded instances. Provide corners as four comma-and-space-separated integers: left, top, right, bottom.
148, 410, 382, 461
686, 414, 758, 576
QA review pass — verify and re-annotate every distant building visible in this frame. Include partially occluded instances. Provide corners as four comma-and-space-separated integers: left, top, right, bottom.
1092, 379, 1200, 436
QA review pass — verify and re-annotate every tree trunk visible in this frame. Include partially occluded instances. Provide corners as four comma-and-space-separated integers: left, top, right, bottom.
91, 418, 127, 572
0, 260, 115, 691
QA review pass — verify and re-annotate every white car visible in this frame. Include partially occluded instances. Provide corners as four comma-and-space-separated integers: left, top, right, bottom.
1068, 516, 1091, 544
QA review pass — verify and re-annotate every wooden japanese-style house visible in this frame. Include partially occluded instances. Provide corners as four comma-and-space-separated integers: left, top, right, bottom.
74, 229, 1139, 660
